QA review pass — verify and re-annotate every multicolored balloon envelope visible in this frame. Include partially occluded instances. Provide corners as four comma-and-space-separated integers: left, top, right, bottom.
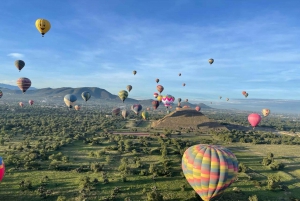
182, 144, 238, 201
16, 77, 31, 93
161, 95, 175, 107
81, 91, 91, 102
0, 157, 5, 182
131, 104, 142, 115
118, 90, 128, 103
141, 111, 149, 120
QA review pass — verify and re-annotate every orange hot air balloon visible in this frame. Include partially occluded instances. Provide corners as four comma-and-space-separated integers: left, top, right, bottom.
262, 109, 270, 117
19, 102, 24, 107
74, 105, 81, 111
242, 91, 247, 95
157, 85, 164, 94
195, 106, 201, 112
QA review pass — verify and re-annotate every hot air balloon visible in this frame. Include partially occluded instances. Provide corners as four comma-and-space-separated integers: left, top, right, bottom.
208, 58, 214, 65
35, 19, 51, 37
121, 109, 128, 119
179, 73, 181, 76
178, 98, 182, 103
182, 144, 238, 201
185, 99, 188, 102
176, 106, 182, 111
0, 157, 5, 182
195, 106, 201, 112
131, 104, 142, 115
155, 78, 159, 83
245, 93, 249, 98
183, 105, 189, 108
127, 85, 132, 92
19, 102, 24, 108
142, 111, 149, 120
28, 100, 34, 105
133, 70, 137, 75
153, 93, 158, 98
157, 95, 163, 102
161, 95, 175, 108
118, 90, 128, 103
112, 108, 121, 116
152, 100, 160, 110
219, 96, 222, 99
16, 77, 31, 93
262, 109, 270, 117
64, 94, 77, 109
81, 91, 91, 102
226, 98, 229, 101
183, 83, 186, 87
248, 113, 261, 129
15, 60, 25, 72
146, 107, 150, 111
0, 90, 3, 98
157, 85, 164, 94
242, 91, 247, 96
74, 105, 81, 111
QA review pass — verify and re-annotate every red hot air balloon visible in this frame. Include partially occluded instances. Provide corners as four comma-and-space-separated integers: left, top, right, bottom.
29, 100, 34, 105
156, 85, 164, 94
16, 77, 31, 93
195, 106, 201, 112
153, 93, 158, 98
152, 100, 160, 109
242, 91, 247, 95
0, 157, 5, 182
248, 113, 261, 129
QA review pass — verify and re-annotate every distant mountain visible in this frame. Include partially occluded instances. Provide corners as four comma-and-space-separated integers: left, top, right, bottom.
0, 86, 212, 108
0, 83, 37, 90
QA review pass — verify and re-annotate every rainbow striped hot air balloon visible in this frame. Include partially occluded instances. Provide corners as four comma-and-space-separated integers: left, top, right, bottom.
0, 157, 5, 182
182, 144, 238, 201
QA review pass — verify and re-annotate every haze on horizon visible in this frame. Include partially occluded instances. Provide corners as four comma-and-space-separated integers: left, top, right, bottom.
0, 0, 300, 104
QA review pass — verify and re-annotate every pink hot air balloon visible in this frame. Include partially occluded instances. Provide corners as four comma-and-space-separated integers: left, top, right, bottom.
161, 95, 175, 108
195, 106, 201, 112
29, 100, 34, 105
248, 113, 261, 129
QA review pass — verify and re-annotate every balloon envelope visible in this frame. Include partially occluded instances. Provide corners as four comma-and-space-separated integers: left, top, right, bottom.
118, 90, 128, 103
248, 113, 261, 128
15, 60, 25, 71
182, 144, 238, 201
195, 106, 201, 112
122, 110, 128, 119
262, 109, 270, 117
64, 94, 77, 108
81, 92, 91, 102
16, 77, 31, 93
161, 95, 175, 107
74, 105, 81, 111
29, 100, 34, 105
0, 157, 5, 182
112, 108, 121, 116
0, 90, 3, 98
35, 19, 51, 37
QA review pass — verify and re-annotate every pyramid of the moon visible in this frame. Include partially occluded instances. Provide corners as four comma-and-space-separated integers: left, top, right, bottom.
151, 108, 229, 131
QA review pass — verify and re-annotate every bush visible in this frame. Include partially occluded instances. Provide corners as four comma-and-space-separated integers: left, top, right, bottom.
238, 163, 248, 173
269, 161, 285, 171
248, 195, 258, 201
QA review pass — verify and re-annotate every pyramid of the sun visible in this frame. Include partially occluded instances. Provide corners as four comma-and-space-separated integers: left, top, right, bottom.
151, 108, 229, 131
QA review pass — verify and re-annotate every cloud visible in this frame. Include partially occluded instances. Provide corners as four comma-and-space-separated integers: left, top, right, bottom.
7, 53, 24, 59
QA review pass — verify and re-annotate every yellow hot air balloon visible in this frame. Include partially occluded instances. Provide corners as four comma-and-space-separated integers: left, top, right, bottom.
262, 108, 270, 117
157, 95, 163, 102
35, 19, 51, 37
141, 111, 149, 120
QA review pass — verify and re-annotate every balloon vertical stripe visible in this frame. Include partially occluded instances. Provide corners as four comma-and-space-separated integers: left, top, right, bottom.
182, 144, 238, 201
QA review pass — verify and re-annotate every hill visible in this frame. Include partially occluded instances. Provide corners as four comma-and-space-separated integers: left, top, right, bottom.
0, 86, 212, 108
152, 108, 229, 131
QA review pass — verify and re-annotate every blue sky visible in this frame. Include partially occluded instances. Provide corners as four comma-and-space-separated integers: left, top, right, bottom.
0, 0, 300, 102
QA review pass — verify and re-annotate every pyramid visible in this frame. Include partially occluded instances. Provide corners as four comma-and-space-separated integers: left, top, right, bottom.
151, 108, 229, 131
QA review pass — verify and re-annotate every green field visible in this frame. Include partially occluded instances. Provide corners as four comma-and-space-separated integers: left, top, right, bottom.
0, 107, 300, 201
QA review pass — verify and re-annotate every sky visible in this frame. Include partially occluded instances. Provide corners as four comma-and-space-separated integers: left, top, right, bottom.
0, 0, 300, 103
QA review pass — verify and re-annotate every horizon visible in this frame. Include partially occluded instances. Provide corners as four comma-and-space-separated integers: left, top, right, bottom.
0, 1, 300, 102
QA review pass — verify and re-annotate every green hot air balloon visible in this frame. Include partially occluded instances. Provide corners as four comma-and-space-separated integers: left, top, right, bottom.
15, 60, 25, 72
81, 91, 91, 102
118, 90, 128, 103
141, 111, 149, 120
182, 144, 238, 201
